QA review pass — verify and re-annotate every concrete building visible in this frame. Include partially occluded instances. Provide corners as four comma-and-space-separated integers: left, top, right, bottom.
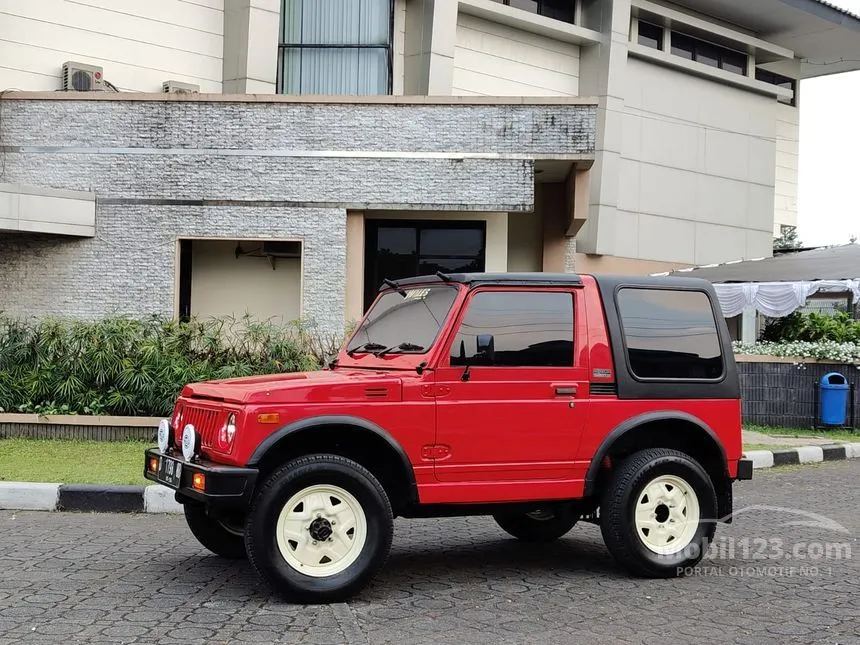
1, 0, 859, 330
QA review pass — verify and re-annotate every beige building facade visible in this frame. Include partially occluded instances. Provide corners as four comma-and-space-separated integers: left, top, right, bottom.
1, 0, 859, 325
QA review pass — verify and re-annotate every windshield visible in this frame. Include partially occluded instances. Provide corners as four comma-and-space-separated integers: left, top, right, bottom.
346, 285, 459, 355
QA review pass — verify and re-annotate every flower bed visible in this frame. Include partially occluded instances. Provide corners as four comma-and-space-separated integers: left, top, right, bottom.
733, 341, 860, 366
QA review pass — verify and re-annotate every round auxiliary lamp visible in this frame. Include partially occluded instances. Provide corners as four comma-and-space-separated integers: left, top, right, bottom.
157, 418, 172, 453
181, 424, 201, 462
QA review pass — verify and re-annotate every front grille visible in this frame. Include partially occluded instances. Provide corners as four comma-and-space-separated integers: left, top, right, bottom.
174, 404, 223, 448
590, 382, 618, 396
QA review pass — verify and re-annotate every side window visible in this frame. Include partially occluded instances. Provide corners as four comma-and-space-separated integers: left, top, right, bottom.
616, 288, 723, 380
450, 291, 574, 367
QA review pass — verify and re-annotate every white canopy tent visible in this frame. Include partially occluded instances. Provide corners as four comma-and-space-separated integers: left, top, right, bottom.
654, 245, 860, 342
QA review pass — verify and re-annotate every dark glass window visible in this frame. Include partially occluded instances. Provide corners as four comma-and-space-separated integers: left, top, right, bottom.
364, 220, 485, 311
488, 0, 576, 24
721, 49, 747, 75
637, 21, 664, 50
671, 32, 695, 59
450, 292, 574, 367
756, 68, 796, 105
670, 31, 747, 76
617, 288, 723, 380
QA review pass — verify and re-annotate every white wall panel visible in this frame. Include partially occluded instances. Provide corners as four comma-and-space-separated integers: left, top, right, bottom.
452, 13, 579, 96
0, 0, 223, 92
617, 58, 778, 264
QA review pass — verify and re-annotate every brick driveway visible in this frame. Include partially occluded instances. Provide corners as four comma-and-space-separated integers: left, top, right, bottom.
1, 461, 859, 645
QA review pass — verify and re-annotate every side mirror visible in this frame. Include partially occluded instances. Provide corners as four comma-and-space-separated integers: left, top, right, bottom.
476, 334, 495, 364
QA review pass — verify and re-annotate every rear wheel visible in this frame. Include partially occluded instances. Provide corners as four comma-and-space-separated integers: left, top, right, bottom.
184, 503, 247, 559
245, 454, 393, 603
600, 448, 717, 578
493, 507, 578, 542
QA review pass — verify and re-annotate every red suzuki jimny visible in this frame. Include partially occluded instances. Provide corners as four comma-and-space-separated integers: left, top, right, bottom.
145, 272, 752, 603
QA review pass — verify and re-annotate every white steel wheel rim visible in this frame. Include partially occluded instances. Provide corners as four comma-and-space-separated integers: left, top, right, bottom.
275, 484, 367, 578
634, 474, 700, 555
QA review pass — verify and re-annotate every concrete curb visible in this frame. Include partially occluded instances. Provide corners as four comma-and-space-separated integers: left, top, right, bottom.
743, 442, 860, 471
0, 483, 183, 514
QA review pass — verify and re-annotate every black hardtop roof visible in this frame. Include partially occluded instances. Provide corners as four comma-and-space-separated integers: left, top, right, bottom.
388, 272, 715, 290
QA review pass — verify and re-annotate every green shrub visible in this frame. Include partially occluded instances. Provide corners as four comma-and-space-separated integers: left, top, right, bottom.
0, 314, 332, 417
759, 310, 860, 343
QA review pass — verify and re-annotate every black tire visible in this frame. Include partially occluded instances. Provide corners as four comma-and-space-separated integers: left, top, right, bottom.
245, 454, 393, 604
184, 503, 247, 559
493, 507, 578, 542
600, 448, 717, 578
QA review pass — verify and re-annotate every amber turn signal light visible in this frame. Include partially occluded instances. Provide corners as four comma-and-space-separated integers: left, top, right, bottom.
192, 472, 206, 491
148, 457, 159, 473
257, 413, 280, 424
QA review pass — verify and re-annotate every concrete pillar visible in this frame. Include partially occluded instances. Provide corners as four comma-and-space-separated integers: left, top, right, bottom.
574, 0, 631, 255
404, 0, 457, 95
741, 305, 758, 345
223, 0, 280, 94
345, 211, 366, 323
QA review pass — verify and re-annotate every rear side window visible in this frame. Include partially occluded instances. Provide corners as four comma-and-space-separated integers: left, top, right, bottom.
616, 288, 723, 380
450, 291, 574, 367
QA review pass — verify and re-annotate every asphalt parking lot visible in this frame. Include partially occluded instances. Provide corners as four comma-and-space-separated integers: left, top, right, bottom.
1, 461, 859, 645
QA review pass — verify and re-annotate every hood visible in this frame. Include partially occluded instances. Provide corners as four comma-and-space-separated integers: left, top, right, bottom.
180, 368, 405, 405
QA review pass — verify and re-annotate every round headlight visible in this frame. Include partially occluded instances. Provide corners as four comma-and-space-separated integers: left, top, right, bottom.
157, 419, 171, 453
182, 424, 198, 462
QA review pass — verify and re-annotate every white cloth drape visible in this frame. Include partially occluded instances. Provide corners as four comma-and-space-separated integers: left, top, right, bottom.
714, 280, 860, 318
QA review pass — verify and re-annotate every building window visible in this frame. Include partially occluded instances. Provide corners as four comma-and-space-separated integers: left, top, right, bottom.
616, 288, 723, 380
363, 220, 486, 311
670, 32, 747, 76
450, 291, 574, 367
489, 0, 576, 24
637, 21, 664, 50
756, 68, 797, 105
278, 0, 393, 95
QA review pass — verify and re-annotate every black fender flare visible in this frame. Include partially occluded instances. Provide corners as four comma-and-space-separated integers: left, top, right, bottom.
247, 414, 418, 504
582, 411, 728, 497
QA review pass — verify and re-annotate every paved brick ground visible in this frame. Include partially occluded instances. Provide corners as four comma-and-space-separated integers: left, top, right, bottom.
2, 462, 859, 645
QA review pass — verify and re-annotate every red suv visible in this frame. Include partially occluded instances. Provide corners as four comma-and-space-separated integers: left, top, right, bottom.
145, 272, 752, 603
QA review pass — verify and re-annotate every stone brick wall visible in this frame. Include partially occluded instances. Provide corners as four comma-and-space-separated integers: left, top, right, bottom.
740, 360, 860, 429
0, 204, 347, 333
0, 97, 596, 331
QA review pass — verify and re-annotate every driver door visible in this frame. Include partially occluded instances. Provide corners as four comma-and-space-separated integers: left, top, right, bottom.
432, 288, 589, 498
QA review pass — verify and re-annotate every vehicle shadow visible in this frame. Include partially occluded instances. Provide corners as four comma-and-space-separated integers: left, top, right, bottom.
148, 523, 624, 603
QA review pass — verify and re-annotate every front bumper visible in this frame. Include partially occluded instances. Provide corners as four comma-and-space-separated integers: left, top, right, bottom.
144, 448, 258, 508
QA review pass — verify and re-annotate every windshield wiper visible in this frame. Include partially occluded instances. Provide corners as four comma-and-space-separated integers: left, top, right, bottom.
346, 342, 386, 357
375, 342, 425, 357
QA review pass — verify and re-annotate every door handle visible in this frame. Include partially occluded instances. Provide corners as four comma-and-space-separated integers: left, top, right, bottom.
554, 386, 577, 396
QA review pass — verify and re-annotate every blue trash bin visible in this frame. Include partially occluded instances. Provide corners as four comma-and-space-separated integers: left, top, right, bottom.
819, 372, 850, 426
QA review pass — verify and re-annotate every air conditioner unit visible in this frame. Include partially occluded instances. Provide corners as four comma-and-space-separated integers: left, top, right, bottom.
62, 61, 104, 91
162, 80, 200, 94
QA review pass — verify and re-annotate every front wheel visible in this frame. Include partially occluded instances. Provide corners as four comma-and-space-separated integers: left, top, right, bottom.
245, 454, 393, 603
493, 507, 578, 542
600, 448, 717, 578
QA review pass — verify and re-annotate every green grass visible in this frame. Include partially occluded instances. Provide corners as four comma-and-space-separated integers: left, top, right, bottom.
0, 439, 150, 485
744, 424, 859, 443
742, 443, 794, 452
